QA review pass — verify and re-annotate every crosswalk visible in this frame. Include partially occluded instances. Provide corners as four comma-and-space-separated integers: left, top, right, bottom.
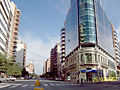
0, 83, 35, 89
0, 83, 78, 89
0, 83, 119, 89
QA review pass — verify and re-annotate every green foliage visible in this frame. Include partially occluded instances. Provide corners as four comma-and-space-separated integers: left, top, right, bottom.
0, 53, 23, 77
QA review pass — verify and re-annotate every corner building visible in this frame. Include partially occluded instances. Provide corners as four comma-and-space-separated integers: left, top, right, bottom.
65, 0, 116, 83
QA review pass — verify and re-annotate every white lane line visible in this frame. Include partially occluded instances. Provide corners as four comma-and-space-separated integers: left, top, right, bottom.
50, 83, 55, 86
44, 84, 48, 86
0, 85, 11, 88
9, 84, 21, 88
21, 85, 28, 87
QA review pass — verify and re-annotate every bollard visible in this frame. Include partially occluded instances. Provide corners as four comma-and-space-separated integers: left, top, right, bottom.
34, 80, 44, 90
35, 80, 41, 87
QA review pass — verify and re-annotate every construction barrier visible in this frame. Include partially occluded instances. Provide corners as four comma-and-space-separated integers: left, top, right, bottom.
93, 77, 118, 82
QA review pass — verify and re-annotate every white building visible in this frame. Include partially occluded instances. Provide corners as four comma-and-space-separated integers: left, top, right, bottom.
0, 0, 11, 54
15, 40, 26, 67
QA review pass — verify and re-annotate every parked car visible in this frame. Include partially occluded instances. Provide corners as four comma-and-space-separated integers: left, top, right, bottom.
9, 76, 16, 81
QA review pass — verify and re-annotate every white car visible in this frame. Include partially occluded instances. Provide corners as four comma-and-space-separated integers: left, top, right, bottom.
9, 76, 16, 81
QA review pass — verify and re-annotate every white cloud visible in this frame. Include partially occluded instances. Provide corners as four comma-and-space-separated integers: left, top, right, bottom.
19, 31, 59, 75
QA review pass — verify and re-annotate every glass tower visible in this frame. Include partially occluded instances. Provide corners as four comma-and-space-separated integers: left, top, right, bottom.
65, 0, 114, 57
78, 0, 96, 44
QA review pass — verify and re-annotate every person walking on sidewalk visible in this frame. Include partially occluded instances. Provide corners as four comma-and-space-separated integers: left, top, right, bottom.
80, 78, 84, 86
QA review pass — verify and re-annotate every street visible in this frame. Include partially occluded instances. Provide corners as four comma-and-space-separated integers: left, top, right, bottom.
0, 79, 120, 90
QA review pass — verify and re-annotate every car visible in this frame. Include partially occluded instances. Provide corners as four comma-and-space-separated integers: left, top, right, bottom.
9, 76, 16, 81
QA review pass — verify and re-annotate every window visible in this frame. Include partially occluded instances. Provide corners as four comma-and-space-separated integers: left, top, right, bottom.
85, 53, 92, 63
81, 54, 84, 63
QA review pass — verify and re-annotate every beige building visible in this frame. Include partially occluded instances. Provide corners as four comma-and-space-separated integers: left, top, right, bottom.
26, 61, 34, 74
43, 58, 51, 74
46, 58, 50, 73
112, 26, 120, 77
8, 2, 21, 60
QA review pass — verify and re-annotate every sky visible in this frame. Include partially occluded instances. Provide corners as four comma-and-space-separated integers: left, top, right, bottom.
11, 0, 120, 75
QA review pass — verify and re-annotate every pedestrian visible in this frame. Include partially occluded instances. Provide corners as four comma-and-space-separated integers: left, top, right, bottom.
81, 78, 83, 86
77, 79, 79, 84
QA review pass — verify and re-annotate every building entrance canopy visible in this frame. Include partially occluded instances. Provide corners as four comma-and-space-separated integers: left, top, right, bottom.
81, 70, 97, 73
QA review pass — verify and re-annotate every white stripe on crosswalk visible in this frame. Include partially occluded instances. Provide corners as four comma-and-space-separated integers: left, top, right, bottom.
9, 85, 21, 88
21, 85, 28, 87
44, 84, 48, 86
55, 83, 60, 86
0, 85, 11, 88
50, 83, 55, 86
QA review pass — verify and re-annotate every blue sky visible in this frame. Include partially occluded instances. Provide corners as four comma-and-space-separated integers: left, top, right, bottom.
12, 0, 120, 74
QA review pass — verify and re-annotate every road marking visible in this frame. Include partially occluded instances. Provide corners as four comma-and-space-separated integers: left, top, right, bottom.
9, 84, 21, 88
44, 84, 48, 86
0, 85, 11, 88
31, 85, 34, 87
50, 83, 55, 86
56, 83, 60, 86
21, 84, 28, 87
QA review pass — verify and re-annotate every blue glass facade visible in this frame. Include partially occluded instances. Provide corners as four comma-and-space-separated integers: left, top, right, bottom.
95, 0, 114, 57
65, 0, 114, 57
65, 0, 79, 56
78, 0, 96, 44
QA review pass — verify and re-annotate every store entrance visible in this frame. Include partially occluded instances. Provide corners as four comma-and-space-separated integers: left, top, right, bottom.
86, 68, 92, 82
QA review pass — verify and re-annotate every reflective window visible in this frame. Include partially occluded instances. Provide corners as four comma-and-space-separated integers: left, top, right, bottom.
95, 0, 114, 57
79, 0, 96, 44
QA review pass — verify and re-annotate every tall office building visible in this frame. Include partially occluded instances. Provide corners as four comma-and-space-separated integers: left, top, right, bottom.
0, 0, 11, 54
15, 40, 26, 67
8, 2, 21, 59
50, 43, 60, 78
64, 0, 117, 82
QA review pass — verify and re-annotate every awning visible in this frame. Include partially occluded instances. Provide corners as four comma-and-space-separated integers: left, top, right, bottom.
81, 70, 97, 73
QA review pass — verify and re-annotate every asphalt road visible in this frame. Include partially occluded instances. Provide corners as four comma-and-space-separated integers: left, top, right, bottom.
0, 79, 120, 90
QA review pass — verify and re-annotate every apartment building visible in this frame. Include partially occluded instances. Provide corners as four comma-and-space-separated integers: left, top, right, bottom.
26, 61, 34, 74
8, 2, 20, 59
15, 40, 26, 67
0, 0, 11, 54
0, 0, 20, 60
64, 0, 117, 83
50, 43, 60, 78
60, 28, 66, 78
112, 27, 120, 77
